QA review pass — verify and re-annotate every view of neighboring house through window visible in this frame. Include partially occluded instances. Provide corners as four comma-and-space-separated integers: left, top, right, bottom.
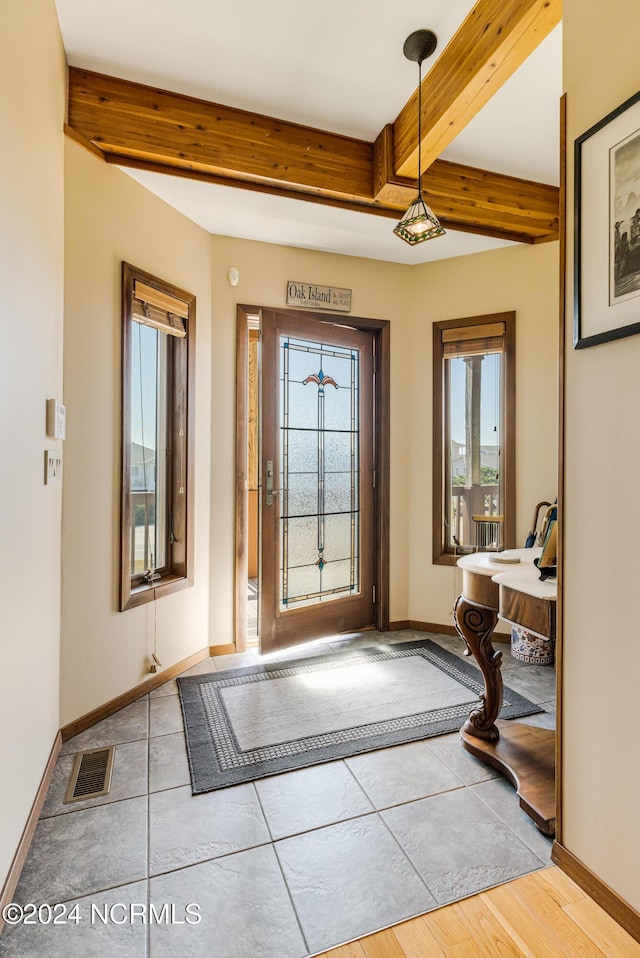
120, 263, 195, 611
433, 313, 515, 565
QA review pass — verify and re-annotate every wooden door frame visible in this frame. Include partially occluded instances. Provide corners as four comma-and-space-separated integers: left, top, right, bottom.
235, 303, 390, 652
554, 93, 567, 848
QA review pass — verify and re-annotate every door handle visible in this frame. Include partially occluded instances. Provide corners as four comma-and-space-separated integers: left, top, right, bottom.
265, 460, 281, 505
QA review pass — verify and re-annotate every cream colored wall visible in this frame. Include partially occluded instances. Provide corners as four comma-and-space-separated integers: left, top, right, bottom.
208, 237, 558, 643
60, 141, 212, 725
208, 237, 413, 640
406, 242, 559, 629
1, 0, 630, 916
64, 166, 555, 719
563, 0, 640, 909
0, 0, 66, 886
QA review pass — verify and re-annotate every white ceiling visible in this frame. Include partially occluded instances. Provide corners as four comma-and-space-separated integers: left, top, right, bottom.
54, 0, 562, 265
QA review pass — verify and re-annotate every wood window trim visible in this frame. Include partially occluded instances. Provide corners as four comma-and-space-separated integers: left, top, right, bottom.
432, 311, 516, 567
120, 263, 196, 611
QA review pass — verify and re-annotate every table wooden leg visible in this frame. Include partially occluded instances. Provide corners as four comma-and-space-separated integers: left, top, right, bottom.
453, 592, 556, 834
453, 594, 502, 742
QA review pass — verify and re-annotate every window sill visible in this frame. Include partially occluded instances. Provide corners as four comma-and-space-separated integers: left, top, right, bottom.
121, 574, 193, 611
433, 553, 459, 567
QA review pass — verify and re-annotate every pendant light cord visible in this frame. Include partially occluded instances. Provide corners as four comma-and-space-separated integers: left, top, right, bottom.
417, 58, 423, 197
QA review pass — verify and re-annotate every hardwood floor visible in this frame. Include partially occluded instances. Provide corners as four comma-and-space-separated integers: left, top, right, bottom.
314, 867, 640, 958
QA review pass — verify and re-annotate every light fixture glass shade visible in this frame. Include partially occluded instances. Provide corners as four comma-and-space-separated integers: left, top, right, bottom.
393, 194, 445, 245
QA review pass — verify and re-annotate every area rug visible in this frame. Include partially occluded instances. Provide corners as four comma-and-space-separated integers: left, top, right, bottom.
177, 639, 542, 793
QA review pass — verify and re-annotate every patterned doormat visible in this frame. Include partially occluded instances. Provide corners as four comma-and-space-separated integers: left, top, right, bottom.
177, 639, 541, 793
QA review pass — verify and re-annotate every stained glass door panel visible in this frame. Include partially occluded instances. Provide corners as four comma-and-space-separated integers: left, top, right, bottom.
260, 310, 375, 653
280, 336, 359, 610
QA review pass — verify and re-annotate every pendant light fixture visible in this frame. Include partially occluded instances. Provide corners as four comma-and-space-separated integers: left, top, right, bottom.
394, 30, 445, 245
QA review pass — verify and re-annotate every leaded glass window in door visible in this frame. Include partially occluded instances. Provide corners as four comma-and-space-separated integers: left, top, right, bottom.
279, 336, 359, 610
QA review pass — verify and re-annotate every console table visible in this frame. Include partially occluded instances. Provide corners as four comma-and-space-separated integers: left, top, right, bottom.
454, 548, 556, 835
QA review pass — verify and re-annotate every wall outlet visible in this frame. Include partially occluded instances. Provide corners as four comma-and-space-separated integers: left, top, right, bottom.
45, 450, 63, 485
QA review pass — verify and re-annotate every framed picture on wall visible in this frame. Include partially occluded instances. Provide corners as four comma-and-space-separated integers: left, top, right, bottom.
575, 88, 640, 348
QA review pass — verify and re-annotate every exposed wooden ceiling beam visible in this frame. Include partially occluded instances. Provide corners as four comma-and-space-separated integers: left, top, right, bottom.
68, 68, 372, 201
373, 124, 558, 240
392, 0, 561, 179
67, 67, 558, 244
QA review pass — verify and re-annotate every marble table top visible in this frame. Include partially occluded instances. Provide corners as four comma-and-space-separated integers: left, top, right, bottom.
457, 548, 556, 601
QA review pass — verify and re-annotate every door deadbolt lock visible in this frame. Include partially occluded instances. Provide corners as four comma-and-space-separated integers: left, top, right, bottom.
265, 460, 281, 505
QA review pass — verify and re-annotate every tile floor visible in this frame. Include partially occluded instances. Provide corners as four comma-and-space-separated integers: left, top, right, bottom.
0, 631, 555, 958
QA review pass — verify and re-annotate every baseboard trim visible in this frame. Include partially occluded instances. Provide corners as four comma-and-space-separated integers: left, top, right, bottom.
552, 841, 640, 943
210, 644, 237, 656
389, 619, 511, 643
3, 645, 215, 929
389, 619, 458, 636
0, 731, 62, 934
410, 620, 458, 637
60, 646, 210, 742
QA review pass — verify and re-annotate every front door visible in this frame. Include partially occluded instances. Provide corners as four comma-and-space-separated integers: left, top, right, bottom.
259, 309, 376, 653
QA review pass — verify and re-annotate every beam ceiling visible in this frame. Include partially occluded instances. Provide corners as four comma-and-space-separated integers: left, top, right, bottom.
393, 0, 562, 179
66, 1, 561, 245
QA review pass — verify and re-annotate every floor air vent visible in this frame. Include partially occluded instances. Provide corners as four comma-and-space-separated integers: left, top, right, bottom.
64, 746, 115, 803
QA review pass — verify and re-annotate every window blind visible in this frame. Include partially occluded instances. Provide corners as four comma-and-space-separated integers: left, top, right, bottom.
441, 321, 505, 358
132, 279, 188, 338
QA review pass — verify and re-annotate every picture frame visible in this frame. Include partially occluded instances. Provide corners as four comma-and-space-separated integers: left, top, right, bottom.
574, 89, 640, 348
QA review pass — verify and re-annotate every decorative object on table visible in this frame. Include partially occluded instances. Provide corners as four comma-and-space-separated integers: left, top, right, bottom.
575, 88, 640, 348
534, 507, 557, 581
177, 640, 541, 794
512, 499, 554, 660
536, 503, 556, 550
525, 500, 552, 548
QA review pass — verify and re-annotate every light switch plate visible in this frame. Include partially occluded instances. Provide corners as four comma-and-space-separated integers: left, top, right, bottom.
45, 450, 63, 484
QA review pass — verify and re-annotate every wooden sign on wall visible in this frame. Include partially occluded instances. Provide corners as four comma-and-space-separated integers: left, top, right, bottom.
286, 281, 352, 312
